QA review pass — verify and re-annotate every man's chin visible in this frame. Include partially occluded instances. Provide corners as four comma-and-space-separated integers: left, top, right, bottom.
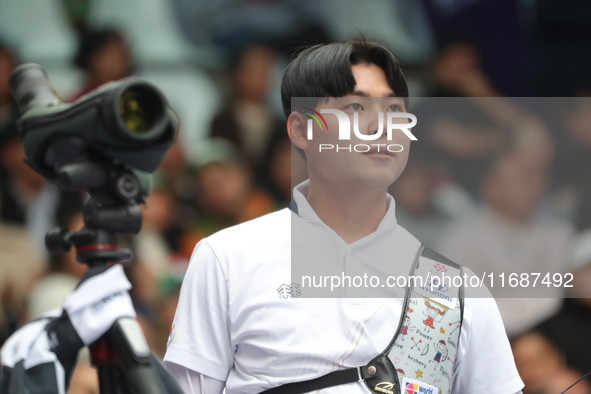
353, 172, 401, 192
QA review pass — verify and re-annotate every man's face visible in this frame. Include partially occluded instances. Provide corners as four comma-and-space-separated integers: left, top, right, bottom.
303, 64, 411, 193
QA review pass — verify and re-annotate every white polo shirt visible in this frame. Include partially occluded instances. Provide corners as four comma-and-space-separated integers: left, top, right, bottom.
164, 182, 524, 394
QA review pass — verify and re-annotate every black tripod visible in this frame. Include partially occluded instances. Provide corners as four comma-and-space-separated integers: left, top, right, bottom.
46, 160, 181, 394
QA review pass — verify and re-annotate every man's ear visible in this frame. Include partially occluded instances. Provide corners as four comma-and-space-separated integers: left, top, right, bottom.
287, 112, 309, 151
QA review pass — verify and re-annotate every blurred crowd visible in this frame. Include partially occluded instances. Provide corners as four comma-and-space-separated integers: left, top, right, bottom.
1, 0, 591, 393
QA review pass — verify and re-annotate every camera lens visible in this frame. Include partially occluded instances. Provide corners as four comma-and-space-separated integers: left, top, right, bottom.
115, 83, 166, 141
119, 89, 151, 134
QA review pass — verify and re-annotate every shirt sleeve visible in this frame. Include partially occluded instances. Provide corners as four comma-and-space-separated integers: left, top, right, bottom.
165, 361, 226, 394
163, 240, 235, 382
451, 269, 525, 394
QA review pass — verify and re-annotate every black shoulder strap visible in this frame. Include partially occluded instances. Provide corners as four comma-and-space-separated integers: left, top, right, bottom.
262, 367, 375, 394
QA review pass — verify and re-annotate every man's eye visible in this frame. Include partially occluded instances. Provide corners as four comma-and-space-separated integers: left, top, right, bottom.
345, 103, 364, 111
388, 104, 402, 112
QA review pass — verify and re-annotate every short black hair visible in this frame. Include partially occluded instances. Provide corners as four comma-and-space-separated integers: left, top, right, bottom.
280, 40, 409, 119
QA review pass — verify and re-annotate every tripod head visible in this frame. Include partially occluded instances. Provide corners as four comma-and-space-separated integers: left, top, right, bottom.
45, 160, 152, 265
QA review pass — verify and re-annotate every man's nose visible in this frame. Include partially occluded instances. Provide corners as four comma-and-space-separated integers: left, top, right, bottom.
365, 111, 383, 136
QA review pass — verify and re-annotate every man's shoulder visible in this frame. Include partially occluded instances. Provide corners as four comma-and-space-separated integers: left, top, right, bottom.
189, 209, 292, 287
204, 208, 291, 252
392, 223, 454, 267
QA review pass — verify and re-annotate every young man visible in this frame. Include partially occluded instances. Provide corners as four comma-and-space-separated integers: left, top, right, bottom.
163, 41, 524, 393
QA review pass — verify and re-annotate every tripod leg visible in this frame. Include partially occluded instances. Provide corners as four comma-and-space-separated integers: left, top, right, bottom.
97, 366, 119, 394
107, 317, 166, 394
91, 338, 120, 394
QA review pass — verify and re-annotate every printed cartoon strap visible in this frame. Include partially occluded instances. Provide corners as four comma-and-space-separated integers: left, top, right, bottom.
359, 245, 423, 394
363, 246, 465, 394
420, 246, 465, 334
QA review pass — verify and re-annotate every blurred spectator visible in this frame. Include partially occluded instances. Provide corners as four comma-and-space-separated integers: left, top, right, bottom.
413, 37, 512, 203
415, 35, 551, 203
538, 298, 591, 389
511, 330, 590, 394
422, 0, 529, 96
133, 178, 187, 356
535, 231, 591, 379
525, 0, 591, 96
0, 128, 83, 252
27, 211, 87, 319
0, 42, 83, 253
136, 187, 177, 280
61, 0, 93, 32
411, 95, 505, 210
66, 354, 99, 394
71, 28, 133, 100
323, 0, 435, 66
389, 155, 450, 249
0, 40, 18, 126
179, 139, 275, 260
553, 95, 591, 231
210, 44, 284, 176
428, 34, 500, 98
437, 146, 575, 337
259, 130, 292, 206
170, 0, 327, 51
0, 42, 49, 338
0, 41, 19, 167
0, 223, 45, 346
151, 139, 200, 253
152, 283, 181, 359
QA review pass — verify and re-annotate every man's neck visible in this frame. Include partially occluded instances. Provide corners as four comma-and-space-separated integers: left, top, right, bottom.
305, 180, 389, 245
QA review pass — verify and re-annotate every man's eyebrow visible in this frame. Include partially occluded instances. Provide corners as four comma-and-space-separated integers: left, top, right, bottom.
351, 90, 369, 97
350, 90, 398, 98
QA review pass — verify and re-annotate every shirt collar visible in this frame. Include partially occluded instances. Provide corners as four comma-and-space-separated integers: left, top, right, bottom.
290, 180, 398, 232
